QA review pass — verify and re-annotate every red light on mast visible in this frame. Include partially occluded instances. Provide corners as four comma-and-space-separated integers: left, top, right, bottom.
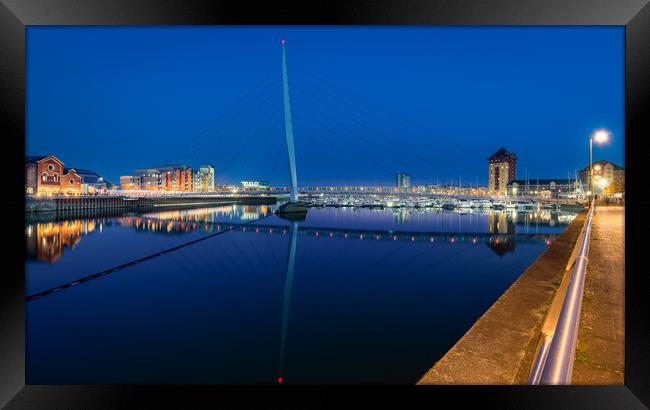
277, 376, 283, 384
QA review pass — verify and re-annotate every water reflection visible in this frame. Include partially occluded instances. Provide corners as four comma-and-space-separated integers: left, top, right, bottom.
26, 220, 101, 263
486, 237, 516, 256
25, 205, 275, 263
26, 207, 567, 265
26, 204, 578, 384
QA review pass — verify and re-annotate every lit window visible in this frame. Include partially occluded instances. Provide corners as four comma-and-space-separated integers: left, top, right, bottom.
42, 172, 47, 181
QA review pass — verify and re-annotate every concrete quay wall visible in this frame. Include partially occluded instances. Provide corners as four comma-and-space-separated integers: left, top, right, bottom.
418, 210, 588, 384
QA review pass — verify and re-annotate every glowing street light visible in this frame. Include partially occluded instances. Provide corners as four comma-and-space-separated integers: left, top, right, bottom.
592, 129, 611, 145
589, 129, 611, 205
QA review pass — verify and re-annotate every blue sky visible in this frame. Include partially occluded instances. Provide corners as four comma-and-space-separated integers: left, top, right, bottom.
27, 26, 624, 186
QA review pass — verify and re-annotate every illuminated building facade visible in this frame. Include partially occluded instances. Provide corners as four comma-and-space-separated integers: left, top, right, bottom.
396, 173, 410, 191
507, 178, 582, 198
25, 155, 83, 196
488, 148, 517, 195
241, 180, 270, 190
578, 160, 624, 196
121, 165, 195, 191
67, 168, 108, 194
193, 165, 215, 192
120, 175, 141, 190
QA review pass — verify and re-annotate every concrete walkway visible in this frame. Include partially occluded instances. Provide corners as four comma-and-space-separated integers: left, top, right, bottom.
572, 205, 625, 384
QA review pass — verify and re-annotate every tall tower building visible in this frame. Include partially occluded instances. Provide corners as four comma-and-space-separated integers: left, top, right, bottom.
488, 148, 517, 195
396, 172, 410, 191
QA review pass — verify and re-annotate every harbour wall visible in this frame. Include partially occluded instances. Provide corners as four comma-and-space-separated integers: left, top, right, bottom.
417, 209, 588, 384
25, 195, 277, 213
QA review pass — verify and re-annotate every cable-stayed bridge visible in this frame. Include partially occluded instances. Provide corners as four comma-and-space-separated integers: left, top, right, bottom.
166, 40, 488, 198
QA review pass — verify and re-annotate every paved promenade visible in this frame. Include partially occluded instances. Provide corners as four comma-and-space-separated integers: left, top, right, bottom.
572, 205, 625, 384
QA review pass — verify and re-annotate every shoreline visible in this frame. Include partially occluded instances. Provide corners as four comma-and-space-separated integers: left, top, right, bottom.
417, 210, 588, 384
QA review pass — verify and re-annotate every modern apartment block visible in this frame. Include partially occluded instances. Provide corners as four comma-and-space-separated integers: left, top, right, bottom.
121, 164, 202, 192
396, 172, 410, 191
193, 165, 215, 192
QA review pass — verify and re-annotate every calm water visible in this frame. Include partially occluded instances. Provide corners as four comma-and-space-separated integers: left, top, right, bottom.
26, 205, 575, 384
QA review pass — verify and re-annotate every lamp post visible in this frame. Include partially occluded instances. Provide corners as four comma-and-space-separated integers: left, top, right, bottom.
589, 129, 611, 205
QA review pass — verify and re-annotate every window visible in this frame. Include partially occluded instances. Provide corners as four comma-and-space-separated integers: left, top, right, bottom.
48, 164, 54, 171
53, 173, 58, 182
41, 172, 47, 181
70, 179, 75, 184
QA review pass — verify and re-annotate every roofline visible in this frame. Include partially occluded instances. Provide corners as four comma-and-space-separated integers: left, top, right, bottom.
30, 155, 63, 165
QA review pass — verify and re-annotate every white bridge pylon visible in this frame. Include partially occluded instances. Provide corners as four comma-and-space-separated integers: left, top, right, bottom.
281, 39, 299, 203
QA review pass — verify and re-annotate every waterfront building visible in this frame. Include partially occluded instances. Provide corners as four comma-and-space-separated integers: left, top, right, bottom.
193, 165, 215, 192
578, 160, 624, 197
121, 164, 194, 191
134, 168, 163, 191
507, 178, 582, 199
155, 165, 193, 192
25, 155, 83, 196
396, 173, 410, 191
66, 168, 107, 194
488, 148, 517, 196
120, 175, 141, 190
241, 180, 270, 191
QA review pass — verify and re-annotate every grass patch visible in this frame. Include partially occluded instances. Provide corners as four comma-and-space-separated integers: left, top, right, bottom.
523, 341, 535, 353
538, 301, 551, 316
575, 337, 589, 363
552, 277, 562, 289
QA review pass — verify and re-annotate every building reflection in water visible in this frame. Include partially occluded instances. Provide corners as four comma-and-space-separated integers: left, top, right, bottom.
394, 209, 410, 225
25, 220, 96, 263
25, 205, 274, 263
121, 205, 273, 234
487, 212, 515, 235
25, 206, 565, 264
486, 236, 516, 256
488, 210, 570, 234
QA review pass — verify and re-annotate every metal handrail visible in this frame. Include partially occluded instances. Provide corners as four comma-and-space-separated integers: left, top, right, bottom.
529, 201, 595, 384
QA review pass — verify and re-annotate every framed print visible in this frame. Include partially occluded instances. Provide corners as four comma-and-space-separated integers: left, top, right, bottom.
1, 0, 648, 408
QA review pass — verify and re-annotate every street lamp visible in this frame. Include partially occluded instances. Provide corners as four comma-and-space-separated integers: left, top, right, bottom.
589, 129, 611, 205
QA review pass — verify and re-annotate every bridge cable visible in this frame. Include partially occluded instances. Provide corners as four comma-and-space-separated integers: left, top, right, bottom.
288, 72, 484, 176
291, 100, 412, 180
190, 79, 283, 167
290, 64, 487, 161
288, 82, 462, 181
168, 67, 280, 165
291, 106, 392, 185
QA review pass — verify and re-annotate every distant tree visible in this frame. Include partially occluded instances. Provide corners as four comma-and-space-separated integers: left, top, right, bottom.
604, 180, 625, 195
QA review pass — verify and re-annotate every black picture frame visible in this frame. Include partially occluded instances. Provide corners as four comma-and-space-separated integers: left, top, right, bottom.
2, 1, 648, 408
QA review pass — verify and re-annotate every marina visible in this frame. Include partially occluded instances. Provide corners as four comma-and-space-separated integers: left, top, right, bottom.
299, 192, 584, 212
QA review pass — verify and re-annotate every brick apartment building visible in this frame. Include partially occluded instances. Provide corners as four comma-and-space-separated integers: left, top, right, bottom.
25, 155, 82, 196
